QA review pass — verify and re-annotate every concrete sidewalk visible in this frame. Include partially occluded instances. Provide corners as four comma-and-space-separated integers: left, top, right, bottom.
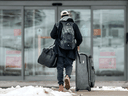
0, 81, 128, 88
55, 87, 128, 96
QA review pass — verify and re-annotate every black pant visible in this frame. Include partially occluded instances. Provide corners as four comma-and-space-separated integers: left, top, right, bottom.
57, 56, 73, 85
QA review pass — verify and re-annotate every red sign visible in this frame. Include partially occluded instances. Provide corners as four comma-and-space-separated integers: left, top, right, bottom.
99, 58, 116, 69
6, 50, 21, 54
14, 29, 21, 36
100, 52, 115, 56
93, 29, 101, 36
6, 56, 21, 68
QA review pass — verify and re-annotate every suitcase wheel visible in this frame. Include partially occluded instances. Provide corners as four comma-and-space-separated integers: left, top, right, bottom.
90, 82, 95, 87
87, 87, 91, 91
76, 88, 79, 91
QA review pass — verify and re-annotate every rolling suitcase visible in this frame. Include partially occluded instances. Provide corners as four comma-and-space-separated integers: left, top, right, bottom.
76, 53, 95, 91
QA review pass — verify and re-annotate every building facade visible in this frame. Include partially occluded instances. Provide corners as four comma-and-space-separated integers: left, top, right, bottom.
0, 0, 128, 81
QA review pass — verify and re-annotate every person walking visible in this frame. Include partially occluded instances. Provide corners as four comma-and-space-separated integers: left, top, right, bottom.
50, 10, 82, 91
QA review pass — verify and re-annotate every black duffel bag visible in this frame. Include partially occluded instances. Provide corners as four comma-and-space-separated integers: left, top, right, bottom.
37, 45, 57, 68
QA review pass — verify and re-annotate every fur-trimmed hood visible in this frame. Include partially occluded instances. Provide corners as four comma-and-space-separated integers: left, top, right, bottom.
60, 16, 74, 22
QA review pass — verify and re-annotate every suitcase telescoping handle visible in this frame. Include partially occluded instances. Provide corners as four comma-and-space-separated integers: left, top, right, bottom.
77, 50, 81, 63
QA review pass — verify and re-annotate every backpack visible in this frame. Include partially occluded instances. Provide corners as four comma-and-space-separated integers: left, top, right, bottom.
58, 22, 76, 50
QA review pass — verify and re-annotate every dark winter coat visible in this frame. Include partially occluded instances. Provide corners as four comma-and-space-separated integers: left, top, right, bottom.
50, 16, 82, 60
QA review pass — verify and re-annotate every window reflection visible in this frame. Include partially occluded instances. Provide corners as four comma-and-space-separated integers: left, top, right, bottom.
24, 9, 55, 76
0, 10, 22, 76
93, 9, 124, 76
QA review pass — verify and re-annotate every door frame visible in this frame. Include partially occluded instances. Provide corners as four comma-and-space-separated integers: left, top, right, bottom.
24, 6, 91, 81
0, 6, 24, 80
91, 6, 126, 81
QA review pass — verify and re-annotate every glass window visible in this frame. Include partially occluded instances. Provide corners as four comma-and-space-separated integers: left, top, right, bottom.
24, 9, 55, 76
93, 9, 124, 76
0, 10, 22, 76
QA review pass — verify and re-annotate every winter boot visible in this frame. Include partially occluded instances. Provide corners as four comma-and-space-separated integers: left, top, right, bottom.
58, 84, 64, 91
64, 75, 70, 90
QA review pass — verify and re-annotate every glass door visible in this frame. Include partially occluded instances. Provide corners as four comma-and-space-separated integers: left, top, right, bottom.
58, 7, 91, 80
92, 6, 126, 81
24, 7, 57, 80
25, 6, 91, 81
0, 6, 23, 80
24, 6, 126, 81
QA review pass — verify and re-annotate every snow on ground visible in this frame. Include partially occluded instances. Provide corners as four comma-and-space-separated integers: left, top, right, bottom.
0, 85, 75, 96
0, 86, 128, 96
70, 86, 128, 91
91, 86, 128, 91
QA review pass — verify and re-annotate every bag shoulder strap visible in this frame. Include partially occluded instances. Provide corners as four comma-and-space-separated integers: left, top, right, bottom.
55, 22, 61, 40
49, 43, 55, 48
56, 22, 59, 29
